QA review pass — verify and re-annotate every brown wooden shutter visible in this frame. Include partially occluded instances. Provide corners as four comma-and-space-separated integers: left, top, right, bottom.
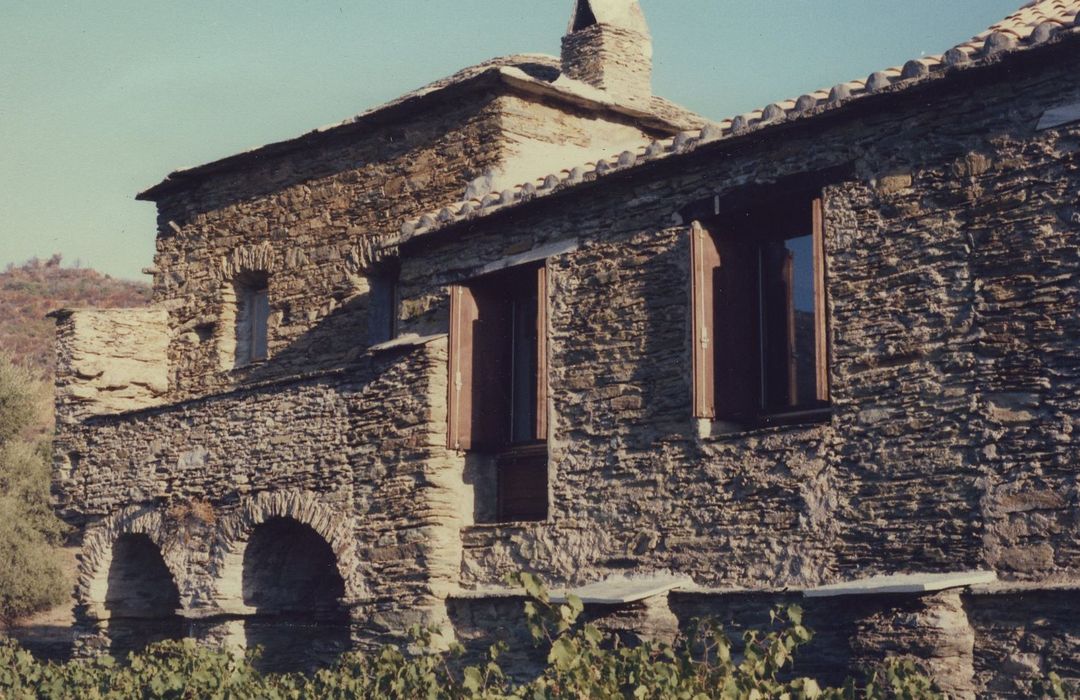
535, 265, 548, 440
448, 284, 478, 450
812, 197, 830, 403
691, 221, 722, 418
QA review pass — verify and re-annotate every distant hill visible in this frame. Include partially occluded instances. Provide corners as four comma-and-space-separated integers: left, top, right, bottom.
0, 256, 150, 375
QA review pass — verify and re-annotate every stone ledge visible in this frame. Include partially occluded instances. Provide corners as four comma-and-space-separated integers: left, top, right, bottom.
803, 571, 997, 598
451, 574, 696, 605
368, 333, 447, 354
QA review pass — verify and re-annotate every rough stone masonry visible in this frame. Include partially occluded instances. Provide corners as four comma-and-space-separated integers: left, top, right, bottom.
47, 0, 1080, 695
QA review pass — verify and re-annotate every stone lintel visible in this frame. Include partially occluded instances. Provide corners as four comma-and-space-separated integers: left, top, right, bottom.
475, 238, 580, 278
804, 571, 997, 599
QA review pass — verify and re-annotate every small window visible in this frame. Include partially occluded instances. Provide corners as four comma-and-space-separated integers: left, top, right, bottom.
692, 192, 830, 426
367, 263, 398, 346
235, 274, 269, 366
448, 263, 548, 521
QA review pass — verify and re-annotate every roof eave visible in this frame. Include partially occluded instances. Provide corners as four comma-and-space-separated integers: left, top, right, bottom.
136, 67, 697, 203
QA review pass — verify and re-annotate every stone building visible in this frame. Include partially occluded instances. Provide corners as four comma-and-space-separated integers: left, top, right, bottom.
51, 0, 1080, 694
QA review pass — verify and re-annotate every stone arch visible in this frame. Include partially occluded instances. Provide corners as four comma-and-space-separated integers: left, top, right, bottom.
79, 506, 186, 620
210, 491, 363, 614
217, 242, 278, 282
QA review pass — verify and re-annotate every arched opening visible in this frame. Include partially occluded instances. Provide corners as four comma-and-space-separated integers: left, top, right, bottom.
241, 517, 349, 672
104, 533, 184, 657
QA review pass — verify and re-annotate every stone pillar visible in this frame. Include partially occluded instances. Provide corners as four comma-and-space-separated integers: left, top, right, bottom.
586, 594, 680, 646
850, 590, 976, 699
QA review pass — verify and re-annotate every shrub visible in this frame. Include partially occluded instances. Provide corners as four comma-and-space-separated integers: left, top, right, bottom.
0, 354, 67, 624
0, 572, 959, 699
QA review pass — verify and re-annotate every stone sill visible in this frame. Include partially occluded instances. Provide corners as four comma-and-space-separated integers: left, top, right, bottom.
696, 408, 832, 441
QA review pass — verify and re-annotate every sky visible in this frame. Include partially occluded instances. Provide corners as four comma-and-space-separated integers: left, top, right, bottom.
0, 0, 1023, 281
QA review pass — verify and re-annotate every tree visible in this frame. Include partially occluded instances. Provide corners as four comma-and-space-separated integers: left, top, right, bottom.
0, 354, 67, 624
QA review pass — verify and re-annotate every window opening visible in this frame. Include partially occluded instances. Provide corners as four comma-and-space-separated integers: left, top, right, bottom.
449, 262, 549, 522
234, 273, 269, 366
692, 192, 830, 427
367, 263, 398, 346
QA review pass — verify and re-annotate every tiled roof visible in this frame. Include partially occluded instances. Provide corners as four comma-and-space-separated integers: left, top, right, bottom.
393, 0, 1080, 248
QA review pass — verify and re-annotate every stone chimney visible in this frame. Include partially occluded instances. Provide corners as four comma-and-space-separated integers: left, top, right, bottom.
561, 0, 653, 105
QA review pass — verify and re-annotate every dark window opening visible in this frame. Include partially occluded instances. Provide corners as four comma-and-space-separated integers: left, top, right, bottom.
449, 263, 548, 522
235, 273, 269, 366
692, 192, 830, 427
572, 1, 598, 31
367, 263, 399, 346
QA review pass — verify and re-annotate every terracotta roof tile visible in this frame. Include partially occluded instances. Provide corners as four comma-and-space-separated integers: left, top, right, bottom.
392, 0, 1080, 248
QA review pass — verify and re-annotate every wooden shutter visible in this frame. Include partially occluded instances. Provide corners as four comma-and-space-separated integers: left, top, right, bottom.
448, 285, 478, 450
535, 265, 548, 440
448, 282, 513, 451
498, 452, 548, 522
691, 221, 721, 418
812, 197, 830, 403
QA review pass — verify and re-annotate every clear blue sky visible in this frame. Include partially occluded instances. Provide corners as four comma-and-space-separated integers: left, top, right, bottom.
0, 0, 1021, 280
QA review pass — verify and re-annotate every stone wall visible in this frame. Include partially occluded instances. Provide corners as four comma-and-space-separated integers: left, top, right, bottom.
55, 341, 461, 641
146, 90, 661, 403
396, 49, 1080, 596
47, 24, 1080, 694
51, 308, 168, 425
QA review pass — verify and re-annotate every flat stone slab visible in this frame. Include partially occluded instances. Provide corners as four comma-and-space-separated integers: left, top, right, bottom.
368, 333, 446, 354
452, 574, 695, 605
804, 571, 997, 598
551, 574, 695, 605
1037, 102, 1080, 131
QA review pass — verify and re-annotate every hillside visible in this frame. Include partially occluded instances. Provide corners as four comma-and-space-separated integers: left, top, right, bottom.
0, 256, 150, 375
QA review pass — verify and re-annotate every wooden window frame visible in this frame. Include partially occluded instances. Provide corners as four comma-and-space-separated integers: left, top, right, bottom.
448, 263, 549, 523
692, 193, 830, 428
447, 263, 549, 452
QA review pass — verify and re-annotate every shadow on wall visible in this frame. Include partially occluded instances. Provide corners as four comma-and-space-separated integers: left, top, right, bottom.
104, 534, 186, 659
241, 517, 351, 673
238, 291, 374, 387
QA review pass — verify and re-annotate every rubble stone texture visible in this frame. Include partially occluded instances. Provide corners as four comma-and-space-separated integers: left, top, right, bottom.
47, 0, 1080, 694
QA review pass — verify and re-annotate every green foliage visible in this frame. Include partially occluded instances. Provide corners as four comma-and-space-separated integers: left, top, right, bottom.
0, 255, 149, 376
0, 358, 45, 446
0, 573, 961, 699
0, 354, 68, 623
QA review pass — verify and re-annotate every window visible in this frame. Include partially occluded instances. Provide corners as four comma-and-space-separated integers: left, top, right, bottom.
692, 192, 829, 426
235, 274, 269, 366
367, 262, 398, 346
448, 263, 548, 521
